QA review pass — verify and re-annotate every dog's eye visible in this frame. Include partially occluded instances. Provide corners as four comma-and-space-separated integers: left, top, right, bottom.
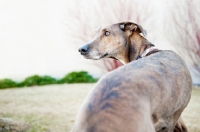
105, 31, 110, 36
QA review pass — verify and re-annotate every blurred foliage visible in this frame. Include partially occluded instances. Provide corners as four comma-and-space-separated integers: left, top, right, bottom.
59, 71, 97, 84
19, 75, 57, 87
0, 79, 17, 89
0, 71, 97, 89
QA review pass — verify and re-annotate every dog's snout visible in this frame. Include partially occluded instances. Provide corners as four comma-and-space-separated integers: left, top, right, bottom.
78, 45, 89, 54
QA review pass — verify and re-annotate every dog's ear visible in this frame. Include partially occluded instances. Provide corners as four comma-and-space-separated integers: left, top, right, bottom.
119, 22, 147, 38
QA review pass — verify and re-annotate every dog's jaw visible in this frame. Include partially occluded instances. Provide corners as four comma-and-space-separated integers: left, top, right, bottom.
82, 50, 109, 60
99, 53, 108, 59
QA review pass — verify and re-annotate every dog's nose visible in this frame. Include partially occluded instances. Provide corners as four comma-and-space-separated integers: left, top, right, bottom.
78, 45, 89, 54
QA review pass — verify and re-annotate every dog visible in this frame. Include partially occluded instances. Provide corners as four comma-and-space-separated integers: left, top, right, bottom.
71, 21, 192, 132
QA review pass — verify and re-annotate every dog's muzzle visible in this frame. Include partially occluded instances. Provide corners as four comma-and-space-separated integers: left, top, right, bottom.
78, 45, 89, 55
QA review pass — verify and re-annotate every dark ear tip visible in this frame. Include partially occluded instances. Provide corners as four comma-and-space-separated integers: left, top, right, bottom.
119, 21, 138, 31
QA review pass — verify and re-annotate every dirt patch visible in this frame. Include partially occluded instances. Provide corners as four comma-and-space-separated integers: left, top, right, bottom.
0, 118, 30, 132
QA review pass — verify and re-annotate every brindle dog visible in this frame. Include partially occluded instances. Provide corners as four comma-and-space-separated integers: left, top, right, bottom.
71, 22, 192, 132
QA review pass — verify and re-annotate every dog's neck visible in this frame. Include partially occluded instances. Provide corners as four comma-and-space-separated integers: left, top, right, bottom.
120, 33, 153, 64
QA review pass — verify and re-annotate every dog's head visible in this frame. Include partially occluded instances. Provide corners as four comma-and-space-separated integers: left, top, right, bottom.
78, 21, 147, 62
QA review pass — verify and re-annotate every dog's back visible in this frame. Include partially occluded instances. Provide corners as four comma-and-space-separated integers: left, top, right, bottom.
71, 50, 192, 132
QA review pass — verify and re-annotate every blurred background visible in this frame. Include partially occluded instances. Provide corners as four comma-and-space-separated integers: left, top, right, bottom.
0, 0, 200, 132
0, 0, 199, 84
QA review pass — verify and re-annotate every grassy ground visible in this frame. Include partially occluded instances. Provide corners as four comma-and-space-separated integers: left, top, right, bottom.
182, 86, 200, 132
0, 84, 199, 132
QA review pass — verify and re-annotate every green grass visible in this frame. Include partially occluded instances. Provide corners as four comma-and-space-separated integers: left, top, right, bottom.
0, 84, 199, 132
0, 84, 93, 132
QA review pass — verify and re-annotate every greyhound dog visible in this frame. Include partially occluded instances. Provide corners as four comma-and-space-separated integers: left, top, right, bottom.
71, 22, 192, 132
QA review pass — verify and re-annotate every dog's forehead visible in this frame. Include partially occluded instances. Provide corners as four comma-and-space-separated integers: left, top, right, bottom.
101, 24, 120, 31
